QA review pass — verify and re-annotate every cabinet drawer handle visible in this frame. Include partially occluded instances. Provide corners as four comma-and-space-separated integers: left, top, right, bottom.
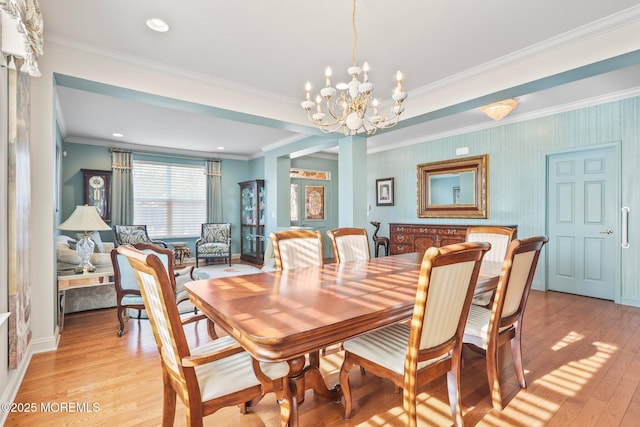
397, 235, 405, 241
397, 246, 405, 252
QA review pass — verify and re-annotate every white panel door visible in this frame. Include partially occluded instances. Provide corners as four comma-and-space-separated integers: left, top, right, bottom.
547, 146, 618, 300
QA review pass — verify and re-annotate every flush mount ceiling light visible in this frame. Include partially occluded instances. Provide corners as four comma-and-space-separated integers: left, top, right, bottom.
112, 132, 123, 138
301, 0, 407, 136
480, 98, 518, 121
146, 17, 169, 33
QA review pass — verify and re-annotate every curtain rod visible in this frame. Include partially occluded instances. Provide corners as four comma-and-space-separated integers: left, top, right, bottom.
109, 147, 220, 162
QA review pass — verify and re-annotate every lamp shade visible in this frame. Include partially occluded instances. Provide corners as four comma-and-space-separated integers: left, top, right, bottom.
58, 205, 111, 232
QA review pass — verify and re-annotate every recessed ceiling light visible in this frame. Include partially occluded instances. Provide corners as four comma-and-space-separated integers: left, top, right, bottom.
146, 18, 169, 33
217, 147, 225, 150
112, 132, 123, 138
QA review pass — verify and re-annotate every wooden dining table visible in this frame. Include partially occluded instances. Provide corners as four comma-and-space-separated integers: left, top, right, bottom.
186, 252, 502, 426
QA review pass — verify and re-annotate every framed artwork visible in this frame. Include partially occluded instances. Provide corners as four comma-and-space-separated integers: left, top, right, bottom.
305, 185, 325, 220
376, 177, 394, 206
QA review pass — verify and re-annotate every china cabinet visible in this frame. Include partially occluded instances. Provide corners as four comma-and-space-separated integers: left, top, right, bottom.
239, 179, 265, 264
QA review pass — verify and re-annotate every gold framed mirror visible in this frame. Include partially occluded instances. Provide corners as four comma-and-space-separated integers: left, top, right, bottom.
417, 154, 488, 218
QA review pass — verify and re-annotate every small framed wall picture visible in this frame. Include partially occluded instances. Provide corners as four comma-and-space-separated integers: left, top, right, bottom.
376, 177, 394, 206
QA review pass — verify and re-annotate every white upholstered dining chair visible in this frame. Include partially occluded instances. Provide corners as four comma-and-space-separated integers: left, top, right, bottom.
327, 227, 370, 263
116, 244, 291, 427
466, 226, 517, 306
463, 235, 548, 411
339, 241, 490, 427
270, 229, 324, 270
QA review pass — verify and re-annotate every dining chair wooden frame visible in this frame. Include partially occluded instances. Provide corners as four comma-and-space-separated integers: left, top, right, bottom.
339, 241, 490, 427
463, 235, 548, 411
117, 245, 292, 427
327, 227, 370, 263
270, 229, 324, 271
111, 242, 202, 337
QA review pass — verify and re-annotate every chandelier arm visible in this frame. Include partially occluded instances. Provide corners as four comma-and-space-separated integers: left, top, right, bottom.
304, 109, 343, 130
371, 114, 401, 130
361, 120, 377, 135
324, 96, 350, 122
370, 105, 402, 123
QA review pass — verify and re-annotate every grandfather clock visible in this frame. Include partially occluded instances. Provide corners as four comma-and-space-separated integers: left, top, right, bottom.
81, 169, 112, 223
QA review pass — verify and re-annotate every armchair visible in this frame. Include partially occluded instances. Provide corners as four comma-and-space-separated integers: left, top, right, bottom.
195, 223, 232, 267
111, 243, 209, 337
113, 224, 168, 248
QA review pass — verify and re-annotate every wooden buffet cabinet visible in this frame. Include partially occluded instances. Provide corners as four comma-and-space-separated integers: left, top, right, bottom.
389, 223, 517, 255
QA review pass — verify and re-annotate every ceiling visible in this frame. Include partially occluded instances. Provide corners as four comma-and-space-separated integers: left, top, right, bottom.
42, 1, 640, 159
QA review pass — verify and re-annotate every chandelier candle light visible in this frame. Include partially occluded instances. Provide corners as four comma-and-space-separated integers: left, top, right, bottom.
301, 0, 407, 135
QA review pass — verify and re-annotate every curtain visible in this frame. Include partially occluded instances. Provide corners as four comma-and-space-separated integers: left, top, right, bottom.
206, 160, 222, 223
0, 0, 43, 77
111, 150, 133, 225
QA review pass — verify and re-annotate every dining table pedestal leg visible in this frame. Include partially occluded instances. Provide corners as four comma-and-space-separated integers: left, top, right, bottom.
287, 355, 342, 425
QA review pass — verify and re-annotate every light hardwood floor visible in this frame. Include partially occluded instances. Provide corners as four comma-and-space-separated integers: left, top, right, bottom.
7, 290, 640, 426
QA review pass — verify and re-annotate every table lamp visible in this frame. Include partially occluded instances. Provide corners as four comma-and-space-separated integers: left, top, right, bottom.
58, 205, 111, 273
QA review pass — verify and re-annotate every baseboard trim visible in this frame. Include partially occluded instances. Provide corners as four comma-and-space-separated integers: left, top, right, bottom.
0, 341, 34, 425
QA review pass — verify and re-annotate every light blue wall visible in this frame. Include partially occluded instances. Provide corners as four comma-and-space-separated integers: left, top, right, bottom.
367, 96, 640, 304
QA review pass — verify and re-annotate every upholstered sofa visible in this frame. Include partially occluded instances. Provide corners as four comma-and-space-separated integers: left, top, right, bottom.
56, 234, 114, 267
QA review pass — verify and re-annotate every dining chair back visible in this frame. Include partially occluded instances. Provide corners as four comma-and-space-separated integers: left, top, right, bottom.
339, 241, 490, 427
111, 243, 198, 337
466, 226, 516, 263
327, 227, 370, 263
270, 229, 324, 270
463, 235, 548, 410
466, 226, 517, 306
116, 244, 291, 427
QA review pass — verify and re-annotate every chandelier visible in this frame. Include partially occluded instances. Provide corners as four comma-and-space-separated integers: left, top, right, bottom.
301, 0, 407, 136
480, 99, 518, 121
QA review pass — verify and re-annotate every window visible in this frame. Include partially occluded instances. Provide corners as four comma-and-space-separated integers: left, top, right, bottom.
132, 160, 206, 238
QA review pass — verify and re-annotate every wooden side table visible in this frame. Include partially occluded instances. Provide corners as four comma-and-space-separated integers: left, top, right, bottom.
172, 243, 191, 266
57, 264, 115, 332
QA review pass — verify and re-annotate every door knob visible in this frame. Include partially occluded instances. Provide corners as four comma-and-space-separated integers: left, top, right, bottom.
599, 229, 613, 235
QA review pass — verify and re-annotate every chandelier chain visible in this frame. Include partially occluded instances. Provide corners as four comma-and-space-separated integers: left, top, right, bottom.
352, 0, 358, 66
